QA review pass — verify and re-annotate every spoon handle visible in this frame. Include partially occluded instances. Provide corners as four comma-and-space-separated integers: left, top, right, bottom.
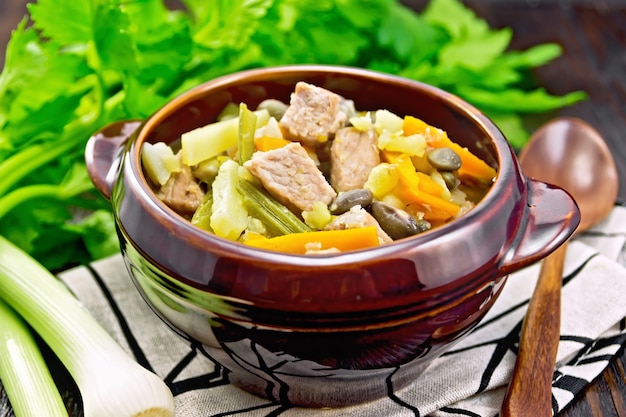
500, 243, 567, 417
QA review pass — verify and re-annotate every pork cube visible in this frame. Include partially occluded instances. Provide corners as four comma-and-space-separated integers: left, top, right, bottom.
279, 82, 347, 148
156, 159, 205, 218
325, 207, 392, 244
244, 142, 337, 213
330, 127, 380, 192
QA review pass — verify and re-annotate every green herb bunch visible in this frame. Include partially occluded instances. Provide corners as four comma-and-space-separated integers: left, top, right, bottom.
0, 0, 585, 270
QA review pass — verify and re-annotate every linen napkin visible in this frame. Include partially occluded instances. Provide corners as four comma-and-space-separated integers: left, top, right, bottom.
58, 204, 626, 417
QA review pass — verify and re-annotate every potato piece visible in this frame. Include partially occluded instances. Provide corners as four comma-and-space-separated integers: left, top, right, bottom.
181, 109, 270, 166
374, 109, 403, 134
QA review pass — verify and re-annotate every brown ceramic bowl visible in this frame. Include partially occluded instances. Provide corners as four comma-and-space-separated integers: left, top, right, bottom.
85, 65, 580, 407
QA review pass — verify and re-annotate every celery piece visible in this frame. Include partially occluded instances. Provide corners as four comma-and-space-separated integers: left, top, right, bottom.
364, 163, 399, 199
191, 191, 214, 232
0, 298, 68, 417
237, 178, 312, 237
302, 201, 332, 230
377, 131, 427, 156
181, 109, 270, 166
210, 159, 249, 240
238, 103, 258, 165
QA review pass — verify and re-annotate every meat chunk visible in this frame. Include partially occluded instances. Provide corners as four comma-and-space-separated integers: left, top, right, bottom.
279, 82, 347, 148
330, 127, 380, 192
325, 207, 393, 244
244, 142, 337, 212
156, 159, 205, 217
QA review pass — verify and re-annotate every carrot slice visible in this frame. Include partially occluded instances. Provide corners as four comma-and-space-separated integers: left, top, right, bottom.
402, 116, 496, 183
244, 226, 380, 254
254, 136, 291, 152
382, 151, 460, 219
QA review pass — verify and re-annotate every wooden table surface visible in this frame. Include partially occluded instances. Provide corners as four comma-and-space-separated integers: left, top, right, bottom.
1, 1, 625, 416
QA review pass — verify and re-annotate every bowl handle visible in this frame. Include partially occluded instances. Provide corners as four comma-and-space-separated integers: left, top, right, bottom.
498, 178, 581, 275
85, 120, 142, 201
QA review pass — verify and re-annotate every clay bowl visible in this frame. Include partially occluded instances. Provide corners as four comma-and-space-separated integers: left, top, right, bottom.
85, 65, 580, 407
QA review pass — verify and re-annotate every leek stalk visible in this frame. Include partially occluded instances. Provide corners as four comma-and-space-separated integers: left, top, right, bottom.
0, 298, 68, 417
0, 236, 175, 417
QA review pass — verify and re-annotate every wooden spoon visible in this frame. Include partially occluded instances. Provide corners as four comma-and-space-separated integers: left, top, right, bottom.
500, 117, 619, 417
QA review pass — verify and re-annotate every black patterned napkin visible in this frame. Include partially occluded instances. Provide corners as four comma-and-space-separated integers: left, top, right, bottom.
58, 205, 626, 417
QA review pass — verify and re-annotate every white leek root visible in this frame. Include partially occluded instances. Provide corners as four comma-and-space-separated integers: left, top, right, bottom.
0, 298, 68, 417
0, 236, 175, 417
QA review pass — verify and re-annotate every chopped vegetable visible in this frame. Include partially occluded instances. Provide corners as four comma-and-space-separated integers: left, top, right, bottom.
402, 115, 497, 182
237, 178, 312, 237
0, 298, 68, 417
147, 81, 496, 251
244, 226, 380, 254
254, 136, 291, 152
141, 142, 181, 185
364, 163, 400, 199
382, 151, 461, 218
0, 235, 175, 417
190, 191, 214, 232
181, 109, 269, 166
377, 130, 428, 156
237, 103, 258, 165
374, 109, 404, 133
302, 201, 333, 230
210, 159, 248, 240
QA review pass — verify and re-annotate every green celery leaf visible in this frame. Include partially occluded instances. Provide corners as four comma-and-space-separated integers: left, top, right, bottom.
3, 94, 86, 148
456, 85, 588, 113
122, 0, 180, 31
133, 17, 193, 88
422, 0, 490, 40
474, 62, 520, 89
0, 199, 73, 257
57, 162, 95, 200
438, 27, 512, 70
399, 62, 481, 90
31, 226, 90, 271
27, 0, 93, 45
192, 0, 273, 50
65, 210, 119, 261
497, 43, 563, 70
123, 76, 170, 118
0, 20, 45, 98
335, 0, 391, 29
0, 33, 95, 151
376, 2, 445, 62
92, 2, 138, 73
307, 23, 370, 64
485, 111, 530, 150
120, 0, 193, 88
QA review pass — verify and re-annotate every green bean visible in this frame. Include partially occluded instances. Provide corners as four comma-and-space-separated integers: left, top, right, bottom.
237, 179, 312, 236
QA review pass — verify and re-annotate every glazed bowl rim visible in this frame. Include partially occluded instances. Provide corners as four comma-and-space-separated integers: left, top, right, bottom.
118, 64, 514, 268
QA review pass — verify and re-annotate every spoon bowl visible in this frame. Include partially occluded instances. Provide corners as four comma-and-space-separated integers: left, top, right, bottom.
517, 117, 618, 230
501, 117, 619, 416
